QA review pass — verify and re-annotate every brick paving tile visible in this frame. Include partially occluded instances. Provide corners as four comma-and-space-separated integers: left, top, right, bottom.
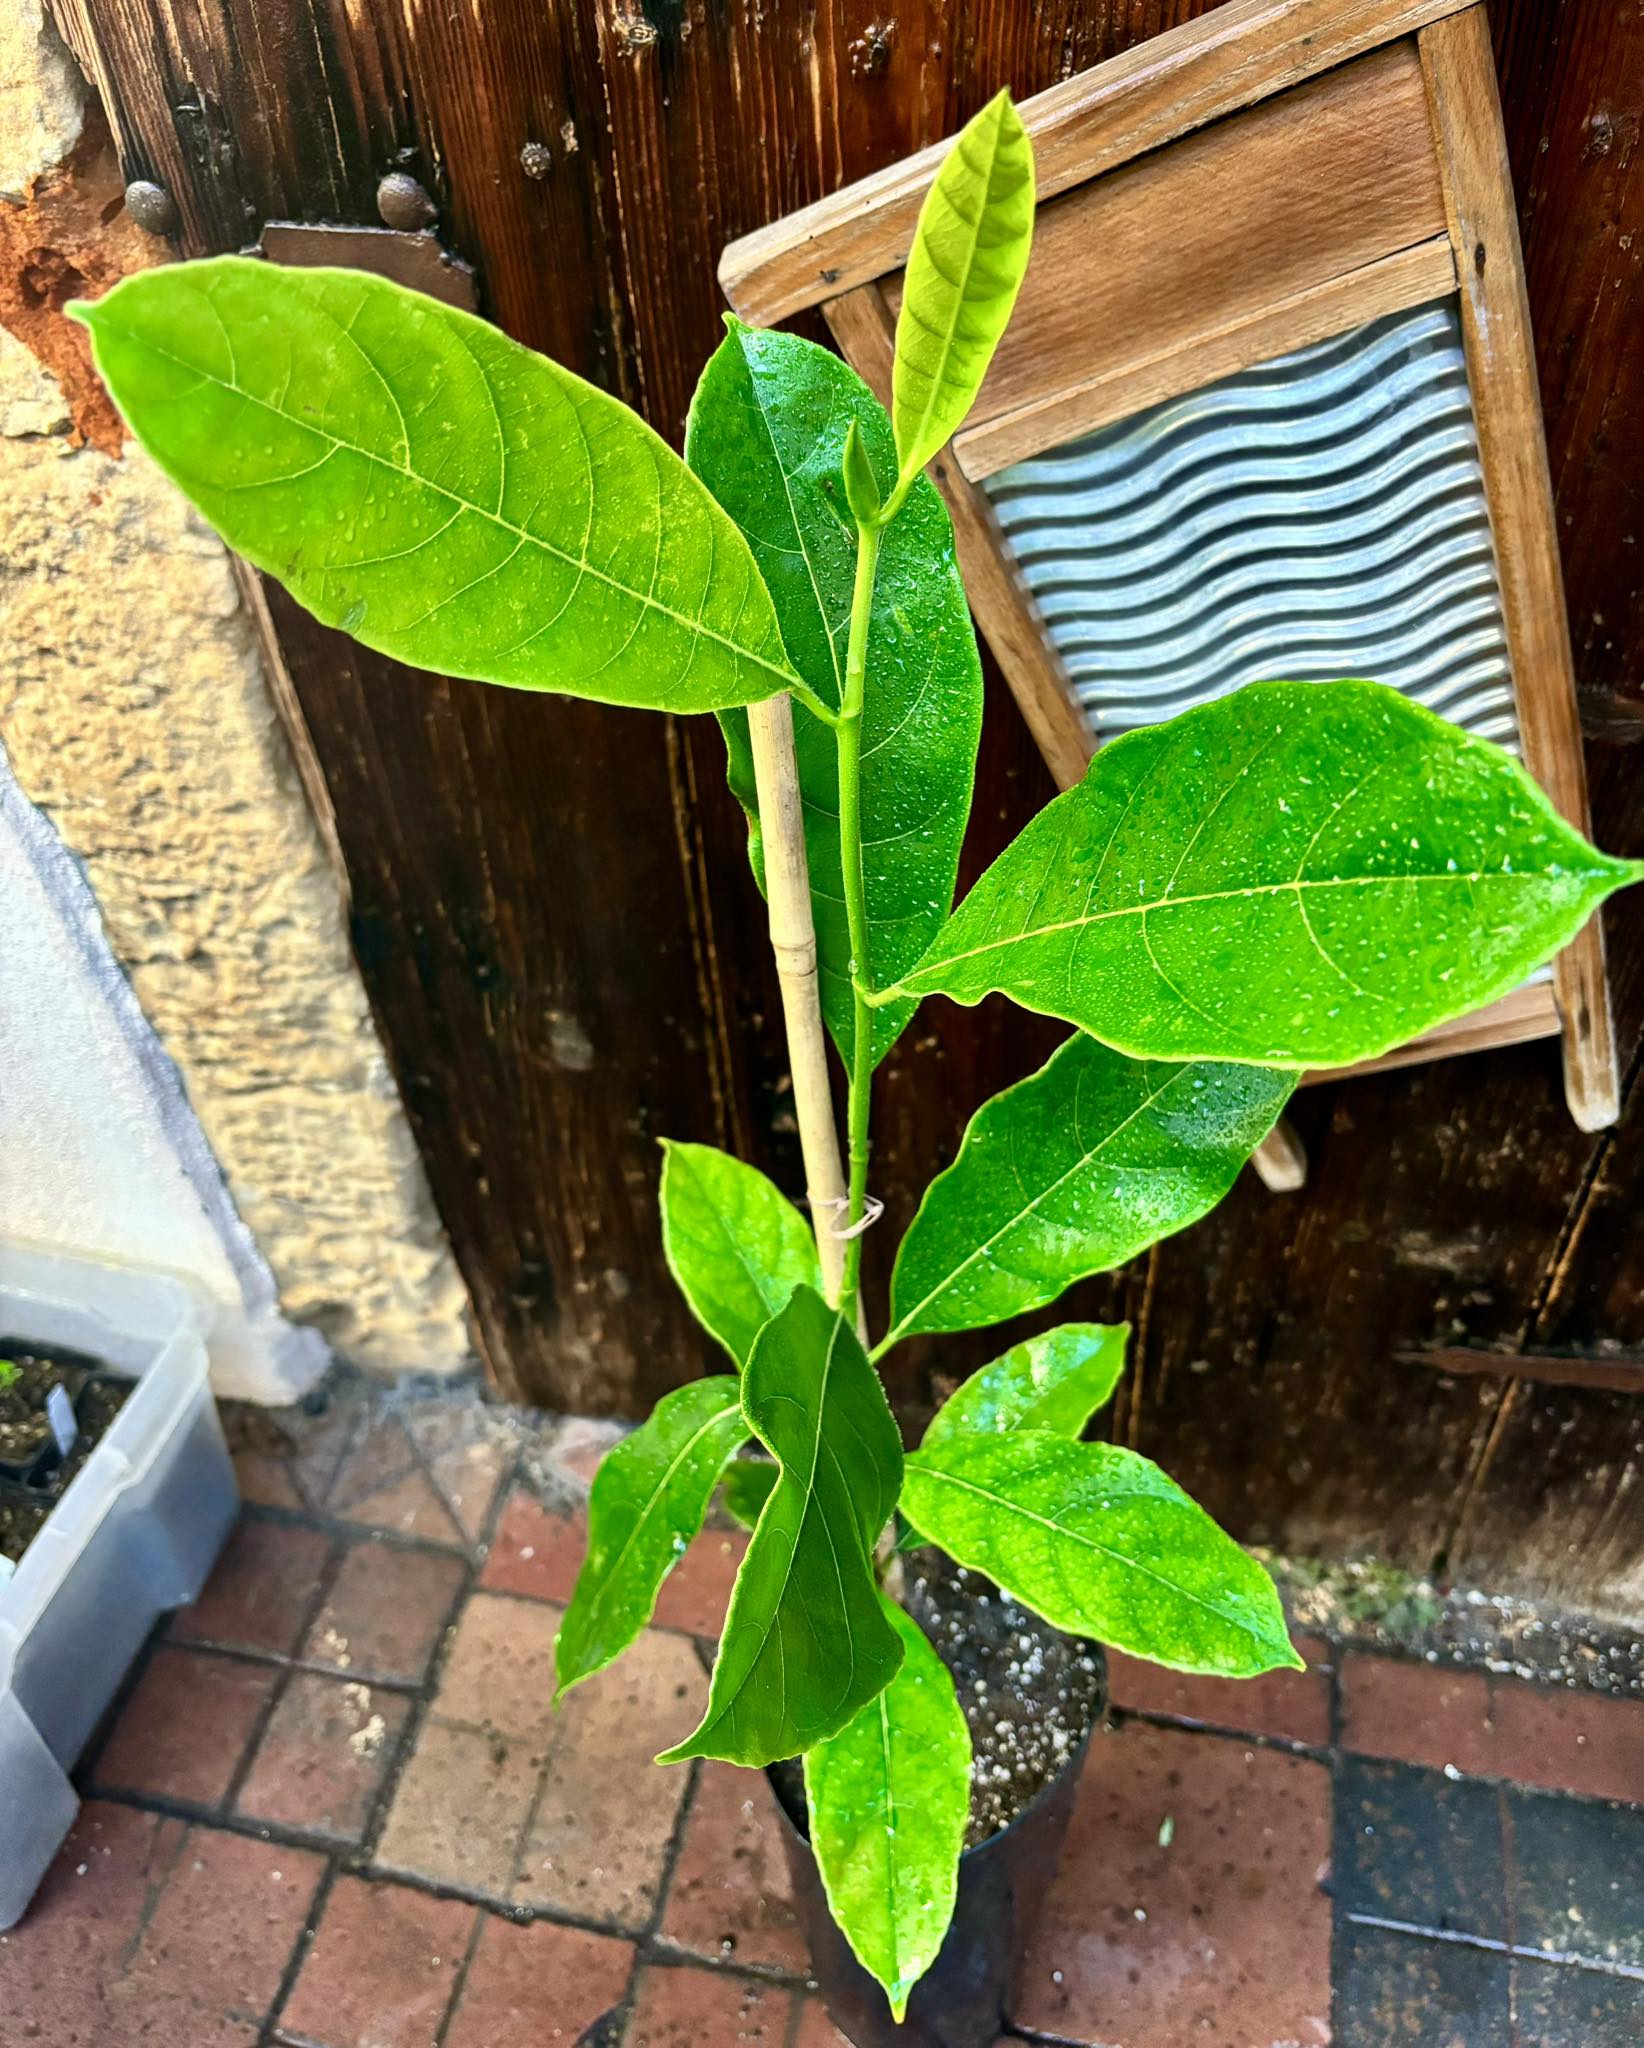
1340, 1655, 1499, 1777
235, 1671, 411, 1839
793, 1999, 863, 2046
125, 1825, 323, 2028
517, 1627, 705, 1924
1506, 1787, 1644, 1972
92, 1645, 274, 1805
1342, 1655, 1644, 1806
0, 1803, 174, 2044
1107, 1632, 1332, 1747
1333, 1921, 1509, 2047
278, 1876, 472, 2048
478, 1488, 585, 1603
433, 1590, 561, 1739
441, 1912, 633, 2047
172, 1520, 334, 1656
326, 1412, 419, 1507
343, 1466, 466, 1546
1334, 1759, 1507, 1941
302, 1539, 465, 1683
404, 1407, 513, 1542
376, 1718, 542, 1896
1513, 1956, 1644, 2045
626, 1964, 796, 2046
1489, 1679, 1644, 1806
660, 1762, 808, 1973
1016, 1722, 1331, 2046
651, 1526, 749, 1638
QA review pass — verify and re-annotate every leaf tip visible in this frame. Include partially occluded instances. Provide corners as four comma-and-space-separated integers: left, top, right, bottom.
63, 296, 94, 329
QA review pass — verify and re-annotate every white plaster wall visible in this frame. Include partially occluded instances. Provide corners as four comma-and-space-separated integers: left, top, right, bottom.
1, 753, 328, 1400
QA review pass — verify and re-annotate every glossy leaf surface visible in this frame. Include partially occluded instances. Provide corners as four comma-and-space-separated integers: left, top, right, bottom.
893, 89, 1034, 491
896, 681, 1642, 1066
922, 1322, 1129, 1450
660, 1287, 904, 1767
555, 1377, 745, 1697
73, 259, 797, 712
687, 323, 982, 1067
804, 1598, 971, 2020
903, 1431, 1301, 1677
660, 1140, 821, 1368
883, 1034, 1291, 1349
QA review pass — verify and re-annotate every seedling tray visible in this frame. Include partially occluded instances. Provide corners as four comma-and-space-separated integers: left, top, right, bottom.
0, 1246, 238, 1928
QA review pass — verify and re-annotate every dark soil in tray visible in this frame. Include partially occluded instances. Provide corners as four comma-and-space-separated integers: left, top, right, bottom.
770, 1547, 1106, 1851
0, 1340, 133, 1567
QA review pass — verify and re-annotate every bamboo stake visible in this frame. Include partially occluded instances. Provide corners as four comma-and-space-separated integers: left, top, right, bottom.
745, 694, 851, 1306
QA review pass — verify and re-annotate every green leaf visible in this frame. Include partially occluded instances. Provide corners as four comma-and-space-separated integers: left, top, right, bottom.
659, 1286, 905, 1767
554, 1377, 745, 1698
882, 1033, 1291, 1350
803, 1597, 971, 2021
659, 1140, 822, 1368
720, 1456, 779, 1530
923, 1322, 1129, 1450
71, 258, 799, 714
892, 89, 1035, 494
686, 322, 983, 1068
903, 1431, 1301, 1677
895, 680, 1643, 1066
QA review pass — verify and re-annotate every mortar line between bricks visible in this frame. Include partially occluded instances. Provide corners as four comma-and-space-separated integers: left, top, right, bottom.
238, 1495, 478, 1560
258, 1851, 342, 2048
1343, 1911, 1644, 1981
430, 1900, 490, 2048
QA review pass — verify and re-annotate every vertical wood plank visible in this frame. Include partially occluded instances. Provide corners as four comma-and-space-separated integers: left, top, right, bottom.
1420, 5, 1620, 1132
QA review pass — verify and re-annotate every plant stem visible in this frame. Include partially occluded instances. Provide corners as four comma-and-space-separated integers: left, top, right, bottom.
835, 514, 883, 1322
745, 694, 851, 1306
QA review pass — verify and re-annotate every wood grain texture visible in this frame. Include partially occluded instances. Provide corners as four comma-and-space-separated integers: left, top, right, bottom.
720, 0, 1475, 324
1421, 7, 1619, 1133
955, 235, 1457, 478
50, 0, 1644, 1610
899, 43, 1449, 475
823, 281, 1095, 792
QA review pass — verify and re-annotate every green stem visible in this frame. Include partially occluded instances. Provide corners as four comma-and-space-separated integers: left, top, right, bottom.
835, 513, 883, 1323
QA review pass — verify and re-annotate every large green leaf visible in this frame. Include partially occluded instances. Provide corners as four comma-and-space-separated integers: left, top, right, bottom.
72, 259, 798, 713
659, 1287, 904, 1767
803, 1597, 971, 2021
923, 1322, 1129, 1450
659, 1140, 821, 1368
881, 1034, 1291, 1351
554, 1377, 745, 1697
903, 1431, 1300, 1677
893, 90, 1035, 494
893, 680, 1642, 1066
686, 322, 983, 1068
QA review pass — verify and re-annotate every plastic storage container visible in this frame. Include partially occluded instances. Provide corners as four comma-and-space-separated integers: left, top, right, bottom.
0, 1245, 238, 1927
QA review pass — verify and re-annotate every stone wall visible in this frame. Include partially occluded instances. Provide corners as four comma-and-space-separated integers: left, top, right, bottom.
0, 4, 471, 1393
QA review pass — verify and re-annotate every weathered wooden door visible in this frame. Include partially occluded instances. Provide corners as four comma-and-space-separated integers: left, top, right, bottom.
52, 0, 1644, 1609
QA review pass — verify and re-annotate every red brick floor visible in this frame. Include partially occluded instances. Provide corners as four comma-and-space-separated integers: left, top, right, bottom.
4, 1378, 1643, 2046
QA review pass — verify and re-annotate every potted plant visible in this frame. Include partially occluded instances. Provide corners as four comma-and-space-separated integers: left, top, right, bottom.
75, 91, 1640, 2040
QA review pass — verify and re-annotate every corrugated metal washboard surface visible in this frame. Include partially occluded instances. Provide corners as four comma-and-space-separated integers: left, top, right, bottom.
984, 299, 1522, 752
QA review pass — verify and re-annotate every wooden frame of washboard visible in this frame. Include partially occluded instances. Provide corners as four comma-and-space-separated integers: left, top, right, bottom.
719, 0, 1619, 1179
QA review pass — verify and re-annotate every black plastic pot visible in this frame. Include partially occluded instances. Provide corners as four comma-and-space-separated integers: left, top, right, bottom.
768, 1645, 1106, 2048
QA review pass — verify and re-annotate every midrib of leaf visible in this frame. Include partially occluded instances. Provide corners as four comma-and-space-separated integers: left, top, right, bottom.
877, 1690, 902, 1990
907, 1457, 1273, 1654
899, 866, 1612, 989
100, 318, 801, 688
878, 1064, 1188, 1351
901, 117, 1000, 475
574, 1399, 741, 1638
